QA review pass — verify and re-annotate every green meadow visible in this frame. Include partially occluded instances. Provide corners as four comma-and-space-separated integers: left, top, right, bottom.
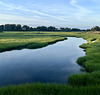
0, 31, 100, 95
0, 31, 66, 52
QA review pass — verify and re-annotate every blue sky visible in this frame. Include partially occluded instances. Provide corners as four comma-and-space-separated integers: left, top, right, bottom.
0, 0, 100, 29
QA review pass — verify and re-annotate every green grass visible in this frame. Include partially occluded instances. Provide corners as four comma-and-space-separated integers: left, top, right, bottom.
0, 31, 66, 52
0, 31, 100, 95
67, 32, 100, 87
0, 83, 100, 95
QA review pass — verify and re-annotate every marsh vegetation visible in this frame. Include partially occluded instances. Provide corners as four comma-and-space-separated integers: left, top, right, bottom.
0, 31, 100, 95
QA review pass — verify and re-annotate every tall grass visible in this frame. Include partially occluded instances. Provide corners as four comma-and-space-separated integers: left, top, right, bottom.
68, 32, 100, 87
0, 31, 66, 52
0, 83, 100, 95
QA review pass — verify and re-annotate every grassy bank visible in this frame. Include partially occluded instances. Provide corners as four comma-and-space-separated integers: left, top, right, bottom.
0, 31, 66, 52
0, 31, 100, 95
0, 83, 100, 95
68, 32, 100, 87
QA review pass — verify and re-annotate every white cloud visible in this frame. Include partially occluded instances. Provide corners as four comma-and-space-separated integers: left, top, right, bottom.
70, 0, 93, 21
0, 1, 70, 22
0, 14, 40, 23
0, 13, 68, 27
70, 0, 77, 5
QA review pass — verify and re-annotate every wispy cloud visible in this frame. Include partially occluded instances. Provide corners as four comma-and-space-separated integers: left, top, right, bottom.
0, 1, 15, 10
70, 0, 93, 20
0, 14, 40, 22
0, 0, 100, 28
0, 1, 70, 22
70, 0, 77, 5
20, 8, 70, 22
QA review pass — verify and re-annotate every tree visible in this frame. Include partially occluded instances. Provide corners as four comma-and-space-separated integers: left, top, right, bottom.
48, 26, 57, 31
16, 24, 21, 31
9, 24, 16, 31
5, 24, 10, 31
60, 27, 71, 31
0, 25, 4, 32
65, 28, 71, 31
91, 26, 100, 31
0, 24, 87, 32
72, 28, 80, 31
37, 26, 48, 31
60, 27, 65, 31
22, 25, 30, 31
32, 27, 37, 31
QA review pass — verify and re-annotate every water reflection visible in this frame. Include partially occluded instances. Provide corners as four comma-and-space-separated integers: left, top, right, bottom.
0, 37, 87, 86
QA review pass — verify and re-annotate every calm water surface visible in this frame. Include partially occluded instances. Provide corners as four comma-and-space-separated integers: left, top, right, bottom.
0, 37, 87, 86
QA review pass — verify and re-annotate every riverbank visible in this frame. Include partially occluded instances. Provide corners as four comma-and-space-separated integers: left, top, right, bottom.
68, 33, 100, 87
0, 83, 99, 95
0, 31, 100, 95
0, 31, 66, 52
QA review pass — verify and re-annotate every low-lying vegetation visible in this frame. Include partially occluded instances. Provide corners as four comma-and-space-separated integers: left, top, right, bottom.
0, 83, 100, 95
0, 31, 100, 95
68, 32, 100, 88
0, 31, 66, 52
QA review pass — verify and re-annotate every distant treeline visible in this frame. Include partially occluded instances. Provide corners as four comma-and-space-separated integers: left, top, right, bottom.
0, 24, 99, 32
91, 26, 100, 31
0, 24, 87, 32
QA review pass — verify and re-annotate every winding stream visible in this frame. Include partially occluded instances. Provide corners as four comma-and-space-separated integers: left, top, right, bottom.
0, 37, 87, 86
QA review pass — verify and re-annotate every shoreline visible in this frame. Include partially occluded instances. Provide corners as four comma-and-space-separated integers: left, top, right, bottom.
0, 37, 67, 53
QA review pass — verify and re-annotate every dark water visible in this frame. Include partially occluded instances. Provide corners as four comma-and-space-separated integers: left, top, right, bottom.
0, 37, 87, 86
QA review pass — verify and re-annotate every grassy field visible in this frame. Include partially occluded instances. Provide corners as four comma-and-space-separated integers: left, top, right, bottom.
0, 31, 100, 95
0, 31, 66, 52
